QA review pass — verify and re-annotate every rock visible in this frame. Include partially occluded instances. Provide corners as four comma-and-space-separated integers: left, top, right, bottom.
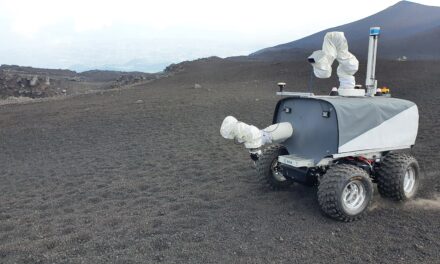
30, 75, 39, 87
154, 254, 165, 262
192, 232, 205, 242
68, 76, 82, 82
194, 83, 202, 89
61, 89, 67, 93
164, 63, 185, 73
414, 244, 424, 250
157, 210, 165, 216
135, 100, 144, 104
111, 74, 151, 88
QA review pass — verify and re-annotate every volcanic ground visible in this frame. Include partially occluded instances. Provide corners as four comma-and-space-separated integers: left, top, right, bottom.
0, 59, 439, 263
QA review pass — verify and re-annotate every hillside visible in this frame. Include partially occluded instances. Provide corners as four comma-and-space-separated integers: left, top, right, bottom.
0, 65, 158, 99
251, 1, 440, 60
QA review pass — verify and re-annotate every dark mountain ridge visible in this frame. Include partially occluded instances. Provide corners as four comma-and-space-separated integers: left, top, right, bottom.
250, 1, 440, 60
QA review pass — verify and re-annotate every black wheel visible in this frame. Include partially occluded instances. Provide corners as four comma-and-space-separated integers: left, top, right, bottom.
318, 164, 373, 222
256, 145, 293, 190
376, 153, 420, 201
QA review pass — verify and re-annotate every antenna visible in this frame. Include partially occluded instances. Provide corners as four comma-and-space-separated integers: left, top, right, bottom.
277, 82, 286, 92
366, 27, 380, 97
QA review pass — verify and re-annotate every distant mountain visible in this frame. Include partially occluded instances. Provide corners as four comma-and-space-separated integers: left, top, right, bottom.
0, 63, 157, 98
0, 64, 77, 77
69, 59, 171, 73
250, 1, 440, 60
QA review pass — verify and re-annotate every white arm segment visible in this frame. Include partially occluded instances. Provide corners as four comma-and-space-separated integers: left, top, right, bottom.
220, 116, 293, 149
308, 32, 359, 89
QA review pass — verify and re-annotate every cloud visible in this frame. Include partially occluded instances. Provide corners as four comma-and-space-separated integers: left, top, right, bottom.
2, 0, 438, 37
0, 0, 389, 36
0, 0, 438, 70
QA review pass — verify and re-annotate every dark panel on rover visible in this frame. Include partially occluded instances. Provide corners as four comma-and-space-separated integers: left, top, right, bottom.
273, 97, 339, 163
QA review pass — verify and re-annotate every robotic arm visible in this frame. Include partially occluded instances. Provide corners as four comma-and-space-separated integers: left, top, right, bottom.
220, 116, 293, 150
308, 32, 359, 89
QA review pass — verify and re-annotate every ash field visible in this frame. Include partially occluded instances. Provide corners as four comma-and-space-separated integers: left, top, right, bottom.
0, 58, 439, 263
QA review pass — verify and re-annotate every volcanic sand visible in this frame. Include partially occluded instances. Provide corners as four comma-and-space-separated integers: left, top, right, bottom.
0, 59, 439, 263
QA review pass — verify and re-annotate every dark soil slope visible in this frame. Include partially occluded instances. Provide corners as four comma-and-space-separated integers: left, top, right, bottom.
0, 59, 439, 263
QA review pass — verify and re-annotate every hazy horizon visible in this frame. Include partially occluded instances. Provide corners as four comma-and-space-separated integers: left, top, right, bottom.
0, 0, 438, 72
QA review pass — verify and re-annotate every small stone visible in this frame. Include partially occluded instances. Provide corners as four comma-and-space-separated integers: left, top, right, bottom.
192, 232, 205, 242
135, 100, 144, 104
194, 83, 202, 89
279, 236, 284, 241
154, 254, 164, 262
414, 244, 424, 250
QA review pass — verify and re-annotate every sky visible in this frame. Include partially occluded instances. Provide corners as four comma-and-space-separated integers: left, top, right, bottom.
0, 0, 438, 72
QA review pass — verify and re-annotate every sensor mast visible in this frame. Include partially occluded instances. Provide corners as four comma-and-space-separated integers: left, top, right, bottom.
366, 27, 380, 96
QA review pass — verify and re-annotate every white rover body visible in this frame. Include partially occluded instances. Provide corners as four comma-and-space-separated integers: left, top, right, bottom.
220, 28, 421, 221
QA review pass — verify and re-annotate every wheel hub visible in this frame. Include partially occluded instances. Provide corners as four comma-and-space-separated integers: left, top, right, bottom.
342, 181, 366, 213
271, 159, 287, 182
403, 166, 416, 195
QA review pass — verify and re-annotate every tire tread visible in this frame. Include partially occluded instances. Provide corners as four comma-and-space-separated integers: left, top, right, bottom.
318, 164, 373, 222
376, 153, 419, 201
256, 144, 293, 190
